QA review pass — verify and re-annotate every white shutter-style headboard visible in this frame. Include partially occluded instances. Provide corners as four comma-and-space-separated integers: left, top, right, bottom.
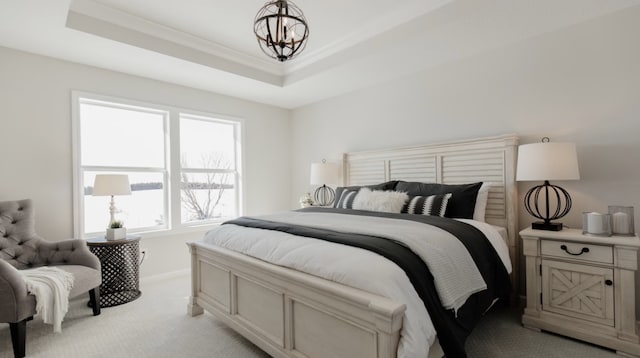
343, 134, 519, 290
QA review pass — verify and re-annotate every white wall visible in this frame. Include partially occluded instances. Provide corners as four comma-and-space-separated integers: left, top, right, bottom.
0, 46, 291, 278
291, 7, 640, 292
291, 6, 640, 229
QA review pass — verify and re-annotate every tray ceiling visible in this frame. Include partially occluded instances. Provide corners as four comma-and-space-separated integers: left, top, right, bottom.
1, 0, 639, 108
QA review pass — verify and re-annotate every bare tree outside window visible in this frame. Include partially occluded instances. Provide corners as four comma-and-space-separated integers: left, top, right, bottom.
181, 152, 233, 221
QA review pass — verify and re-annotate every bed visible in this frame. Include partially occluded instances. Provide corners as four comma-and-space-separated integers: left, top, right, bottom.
187, 134, 519, 358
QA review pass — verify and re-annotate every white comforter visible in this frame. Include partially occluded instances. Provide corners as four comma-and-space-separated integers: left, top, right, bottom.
200, 211, 511, 358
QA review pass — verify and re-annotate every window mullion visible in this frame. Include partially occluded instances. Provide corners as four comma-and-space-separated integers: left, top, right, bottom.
234, 122, 243, 218
72, 92, 83, 238
169, 109, 182, 230
81, 166, 166, 173
180, 168, 237, 174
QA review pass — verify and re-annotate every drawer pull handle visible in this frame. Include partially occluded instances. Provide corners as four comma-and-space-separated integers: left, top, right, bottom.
605, 279, 613, 286
560, 245, 589, 256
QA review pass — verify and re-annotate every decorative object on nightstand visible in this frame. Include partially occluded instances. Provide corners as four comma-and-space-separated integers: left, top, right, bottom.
106, 220, 126, 240
86, 235, 142, 308
516, 137, 580, 231
582, 212, 612, 236
310, 159, 341, 206
92, 174, 131, 229
521, 228, 640, 356
609, 205, 635, 236
299, 192, 314, 208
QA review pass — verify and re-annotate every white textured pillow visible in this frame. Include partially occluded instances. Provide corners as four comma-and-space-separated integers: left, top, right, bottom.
352, 188, 408, 213
473, 182, 492, 222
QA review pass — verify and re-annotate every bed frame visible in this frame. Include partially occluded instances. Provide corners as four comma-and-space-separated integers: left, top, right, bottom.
187, 134, 519, 358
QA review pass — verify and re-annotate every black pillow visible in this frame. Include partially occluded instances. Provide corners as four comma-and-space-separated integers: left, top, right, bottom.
333, 180, 400, 208
394, 181, 483, 219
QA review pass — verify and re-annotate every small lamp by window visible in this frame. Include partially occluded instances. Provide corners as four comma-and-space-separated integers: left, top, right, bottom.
310, 160, 341, 206
516, 138, 580, 231
92, 174, 131, 225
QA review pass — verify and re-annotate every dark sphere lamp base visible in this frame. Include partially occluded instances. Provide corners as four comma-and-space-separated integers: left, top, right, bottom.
532, 221, 563, 231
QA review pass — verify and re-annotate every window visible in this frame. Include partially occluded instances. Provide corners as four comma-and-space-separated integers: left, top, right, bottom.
72, 93, 242, 238
179, 114, 240, 223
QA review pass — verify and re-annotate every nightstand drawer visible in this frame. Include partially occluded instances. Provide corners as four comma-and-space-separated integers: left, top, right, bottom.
541, 240, 612, 264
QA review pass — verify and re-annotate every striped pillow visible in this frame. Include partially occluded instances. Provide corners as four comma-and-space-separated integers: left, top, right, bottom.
335, 189, 359, 209
401, 193, 452, 217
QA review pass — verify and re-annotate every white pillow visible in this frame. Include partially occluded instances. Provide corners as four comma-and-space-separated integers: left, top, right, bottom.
473, 182, 492, 222
352, 188, 408, 213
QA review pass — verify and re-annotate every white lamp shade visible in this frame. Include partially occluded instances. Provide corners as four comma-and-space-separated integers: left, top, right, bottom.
310, 162, 341, 185
516, 142, 580, 181
92, 174, 132, 196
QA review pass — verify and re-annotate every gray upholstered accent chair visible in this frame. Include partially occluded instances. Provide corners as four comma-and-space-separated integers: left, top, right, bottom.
0, 199, 102, 358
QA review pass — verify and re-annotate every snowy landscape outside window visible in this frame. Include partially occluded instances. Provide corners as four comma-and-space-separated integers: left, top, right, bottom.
179, 114, 240, 223
73, 93, 242, 237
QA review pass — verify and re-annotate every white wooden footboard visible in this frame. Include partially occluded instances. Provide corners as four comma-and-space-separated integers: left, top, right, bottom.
188, 241, 408, 358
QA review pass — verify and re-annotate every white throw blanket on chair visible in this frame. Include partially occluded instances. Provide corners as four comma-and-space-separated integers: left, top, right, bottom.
19, 267, 74, 333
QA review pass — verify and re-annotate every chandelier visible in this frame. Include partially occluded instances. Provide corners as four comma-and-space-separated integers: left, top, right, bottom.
254, 0, 309, 62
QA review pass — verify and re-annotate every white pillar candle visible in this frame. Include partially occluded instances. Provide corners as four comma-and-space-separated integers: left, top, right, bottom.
587, 212, 604, 234
612, 211, 630, 235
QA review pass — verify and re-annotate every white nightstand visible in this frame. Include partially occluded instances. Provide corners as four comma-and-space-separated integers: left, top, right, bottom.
521, 228, 640, 356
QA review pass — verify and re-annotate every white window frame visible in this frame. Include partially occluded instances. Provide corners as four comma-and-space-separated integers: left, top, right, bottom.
71, 91, 244, 238
178, 112, 243, 226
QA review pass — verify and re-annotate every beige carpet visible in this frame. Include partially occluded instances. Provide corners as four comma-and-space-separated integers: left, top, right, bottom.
0, 273, 620, 358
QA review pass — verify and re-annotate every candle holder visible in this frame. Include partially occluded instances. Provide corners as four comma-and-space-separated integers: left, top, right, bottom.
582, 212, 612, 237
608, 206, 635, 236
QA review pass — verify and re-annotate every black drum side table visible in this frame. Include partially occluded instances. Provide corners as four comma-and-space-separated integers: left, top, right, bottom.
87, 235, 142, 307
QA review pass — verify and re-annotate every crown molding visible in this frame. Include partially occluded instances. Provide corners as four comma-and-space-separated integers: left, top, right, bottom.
66, 0, 454, 86
67, 0, 285, 85
284, 0, 452, 75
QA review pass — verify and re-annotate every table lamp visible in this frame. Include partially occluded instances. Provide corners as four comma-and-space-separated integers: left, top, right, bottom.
92, 174, 131, 225
310, 160, 341, 206
516, 138, 580, 231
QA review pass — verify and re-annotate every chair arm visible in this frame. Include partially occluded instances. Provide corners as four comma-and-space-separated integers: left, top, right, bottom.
37, 239, 101, 271
0, 260, 28, 321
